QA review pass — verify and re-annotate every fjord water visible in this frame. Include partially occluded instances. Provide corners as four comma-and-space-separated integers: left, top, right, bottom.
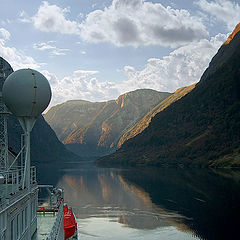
38, 163, 240, 240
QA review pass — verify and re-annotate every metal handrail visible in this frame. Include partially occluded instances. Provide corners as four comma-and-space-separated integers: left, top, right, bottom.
30, 166, 37, 185
46, 200, 64, 240
0, 166, 37, 197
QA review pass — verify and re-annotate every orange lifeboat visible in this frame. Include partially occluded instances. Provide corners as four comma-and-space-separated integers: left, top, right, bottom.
63, 204, 77, 239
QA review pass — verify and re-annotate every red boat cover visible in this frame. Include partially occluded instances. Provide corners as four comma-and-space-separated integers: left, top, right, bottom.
63, 204, 77, 239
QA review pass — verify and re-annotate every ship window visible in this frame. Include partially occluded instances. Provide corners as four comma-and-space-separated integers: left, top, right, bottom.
32, 199, 36, 219
10, 219, 15, 240
25, 207, 28, 230
0, 214, 2, 229
31, 202, 33, 221
33, 200, 35, 218
34, 198, 37, 217
1, 212, 6, 229
21, 210, 24, 233
17, 214, 20, 239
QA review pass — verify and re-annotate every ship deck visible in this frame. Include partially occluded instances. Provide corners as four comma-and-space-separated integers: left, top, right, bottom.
32, 213, 57, 240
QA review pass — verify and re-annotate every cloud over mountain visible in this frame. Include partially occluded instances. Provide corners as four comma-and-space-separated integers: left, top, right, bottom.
119, 33, 227, 93
197, 0, 240, 31
31, 0, 208, 48
32, 1, 80, 34
0, 28, 41, 70
44, 32, 227, 108
0, 0, 234, 109
43, 69, 119, 108
80, 0, 208, 47
33, 41, 70, 56
0, 28, 10, 40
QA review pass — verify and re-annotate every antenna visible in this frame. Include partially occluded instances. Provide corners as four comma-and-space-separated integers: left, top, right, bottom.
2, 68, 52, 189
0, 57, 13, 170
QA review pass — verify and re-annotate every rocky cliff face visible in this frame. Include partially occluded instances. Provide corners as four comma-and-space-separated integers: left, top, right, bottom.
44, 100, 105, 142
97, 24, 240, 167
118, 84, 196, 148
44, 89, 171, 157
223, 23, 240, 45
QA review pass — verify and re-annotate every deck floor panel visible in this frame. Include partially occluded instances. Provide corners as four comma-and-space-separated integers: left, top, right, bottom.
32, 213, 57, 240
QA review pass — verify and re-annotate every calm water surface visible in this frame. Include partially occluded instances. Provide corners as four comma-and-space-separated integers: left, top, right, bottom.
38, 162, 240, 240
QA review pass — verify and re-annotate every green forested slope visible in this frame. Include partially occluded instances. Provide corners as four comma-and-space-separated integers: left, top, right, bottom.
118, 84, 196, 148
97, 30, 240, 167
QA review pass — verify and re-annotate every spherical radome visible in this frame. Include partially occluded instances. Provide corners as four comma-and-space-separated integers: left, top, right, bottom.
2, 68, 52, 117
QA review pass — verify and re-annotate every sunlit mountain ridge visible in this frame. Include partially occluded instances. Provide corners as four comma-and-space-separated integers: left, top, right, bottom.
118, 84, 196, 148
44, 89, 171, 157
97, 23, 240, 167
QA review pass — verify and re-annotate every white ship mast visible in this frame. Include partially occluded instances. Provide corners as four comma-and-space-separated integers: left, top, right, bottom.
2, 68, 52, 239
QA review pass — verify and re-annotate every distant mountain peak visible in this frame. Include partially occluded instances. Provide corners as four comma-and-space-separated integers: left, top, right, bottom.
115, 89, 164, 108
223, 22, 240, 45
45, 89, 171, 157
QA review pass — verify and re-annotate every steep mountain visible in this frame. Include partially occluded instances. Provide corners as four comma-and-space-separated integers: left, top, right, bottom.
118, 84, 196, 148
8, 114, 80, 165
44, 100, 106, 142
97, 24, 240, 167
223, 22, 240, 45
44, 89, 171, 157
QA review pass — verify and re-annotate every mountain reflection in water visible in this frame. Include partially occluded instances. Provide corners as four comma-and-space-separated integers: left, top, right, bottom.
120, 168, 240, 240
38, 164, 240, 240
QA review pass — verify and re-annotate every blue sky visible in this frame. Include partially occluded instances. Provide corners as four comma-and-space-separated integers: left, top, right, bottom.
0, 0, 239, 108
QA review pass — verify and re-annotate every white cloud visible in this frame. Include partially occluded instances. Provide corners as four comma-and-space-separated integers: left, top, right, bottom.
78, 13, 84, 19
44, 69, 119, 108
196, 0, 240, 31
32, 1, 80, 34
124, 65, 135, 73
33, 41, 70, 56
41, 69, 58, 85
44, 32, 227, 108
0, 29, 41, 70
1, 19, 11, 25
79, 0, 208, 47
73, 70, 99, 77
119, 33, 228, 93
33, 42, 55, 51
19, 11, 31, 23
0, 28, 11, 40
31, 1, 208, 48
50, 49, 68, 56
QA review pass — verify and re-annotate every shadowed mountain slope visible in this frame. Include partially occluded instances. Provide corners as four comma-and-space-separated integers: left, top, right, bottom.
118, 84, 196, 148
0, 56, 80, 167
97, 24, 240, 167
8, 114, 80, 165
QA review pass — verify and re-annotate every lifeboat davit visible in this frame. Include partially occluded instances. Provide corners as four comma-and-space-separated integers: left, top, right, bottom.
63, 204, 77, 239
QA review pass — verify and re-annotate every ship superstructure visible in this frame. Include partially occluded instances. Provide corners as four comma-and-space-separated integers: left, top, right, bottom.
0, 57, 38, 240
0, 57, 66, 240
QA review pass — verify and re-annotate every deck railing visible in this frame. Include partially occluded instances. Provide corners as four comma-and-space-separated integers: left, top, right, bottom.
0, 166, 37, 198
30, 166, 37, 185
46, 200, 64, 240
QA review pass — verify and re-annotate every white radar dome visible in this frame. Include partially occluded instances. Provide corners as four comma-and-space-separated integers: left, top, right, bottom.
2, 68, 51, 118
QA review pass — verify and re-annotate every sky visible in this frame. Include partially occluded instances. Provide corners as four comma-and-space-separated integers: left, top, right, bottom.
0, 0, 239, 109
